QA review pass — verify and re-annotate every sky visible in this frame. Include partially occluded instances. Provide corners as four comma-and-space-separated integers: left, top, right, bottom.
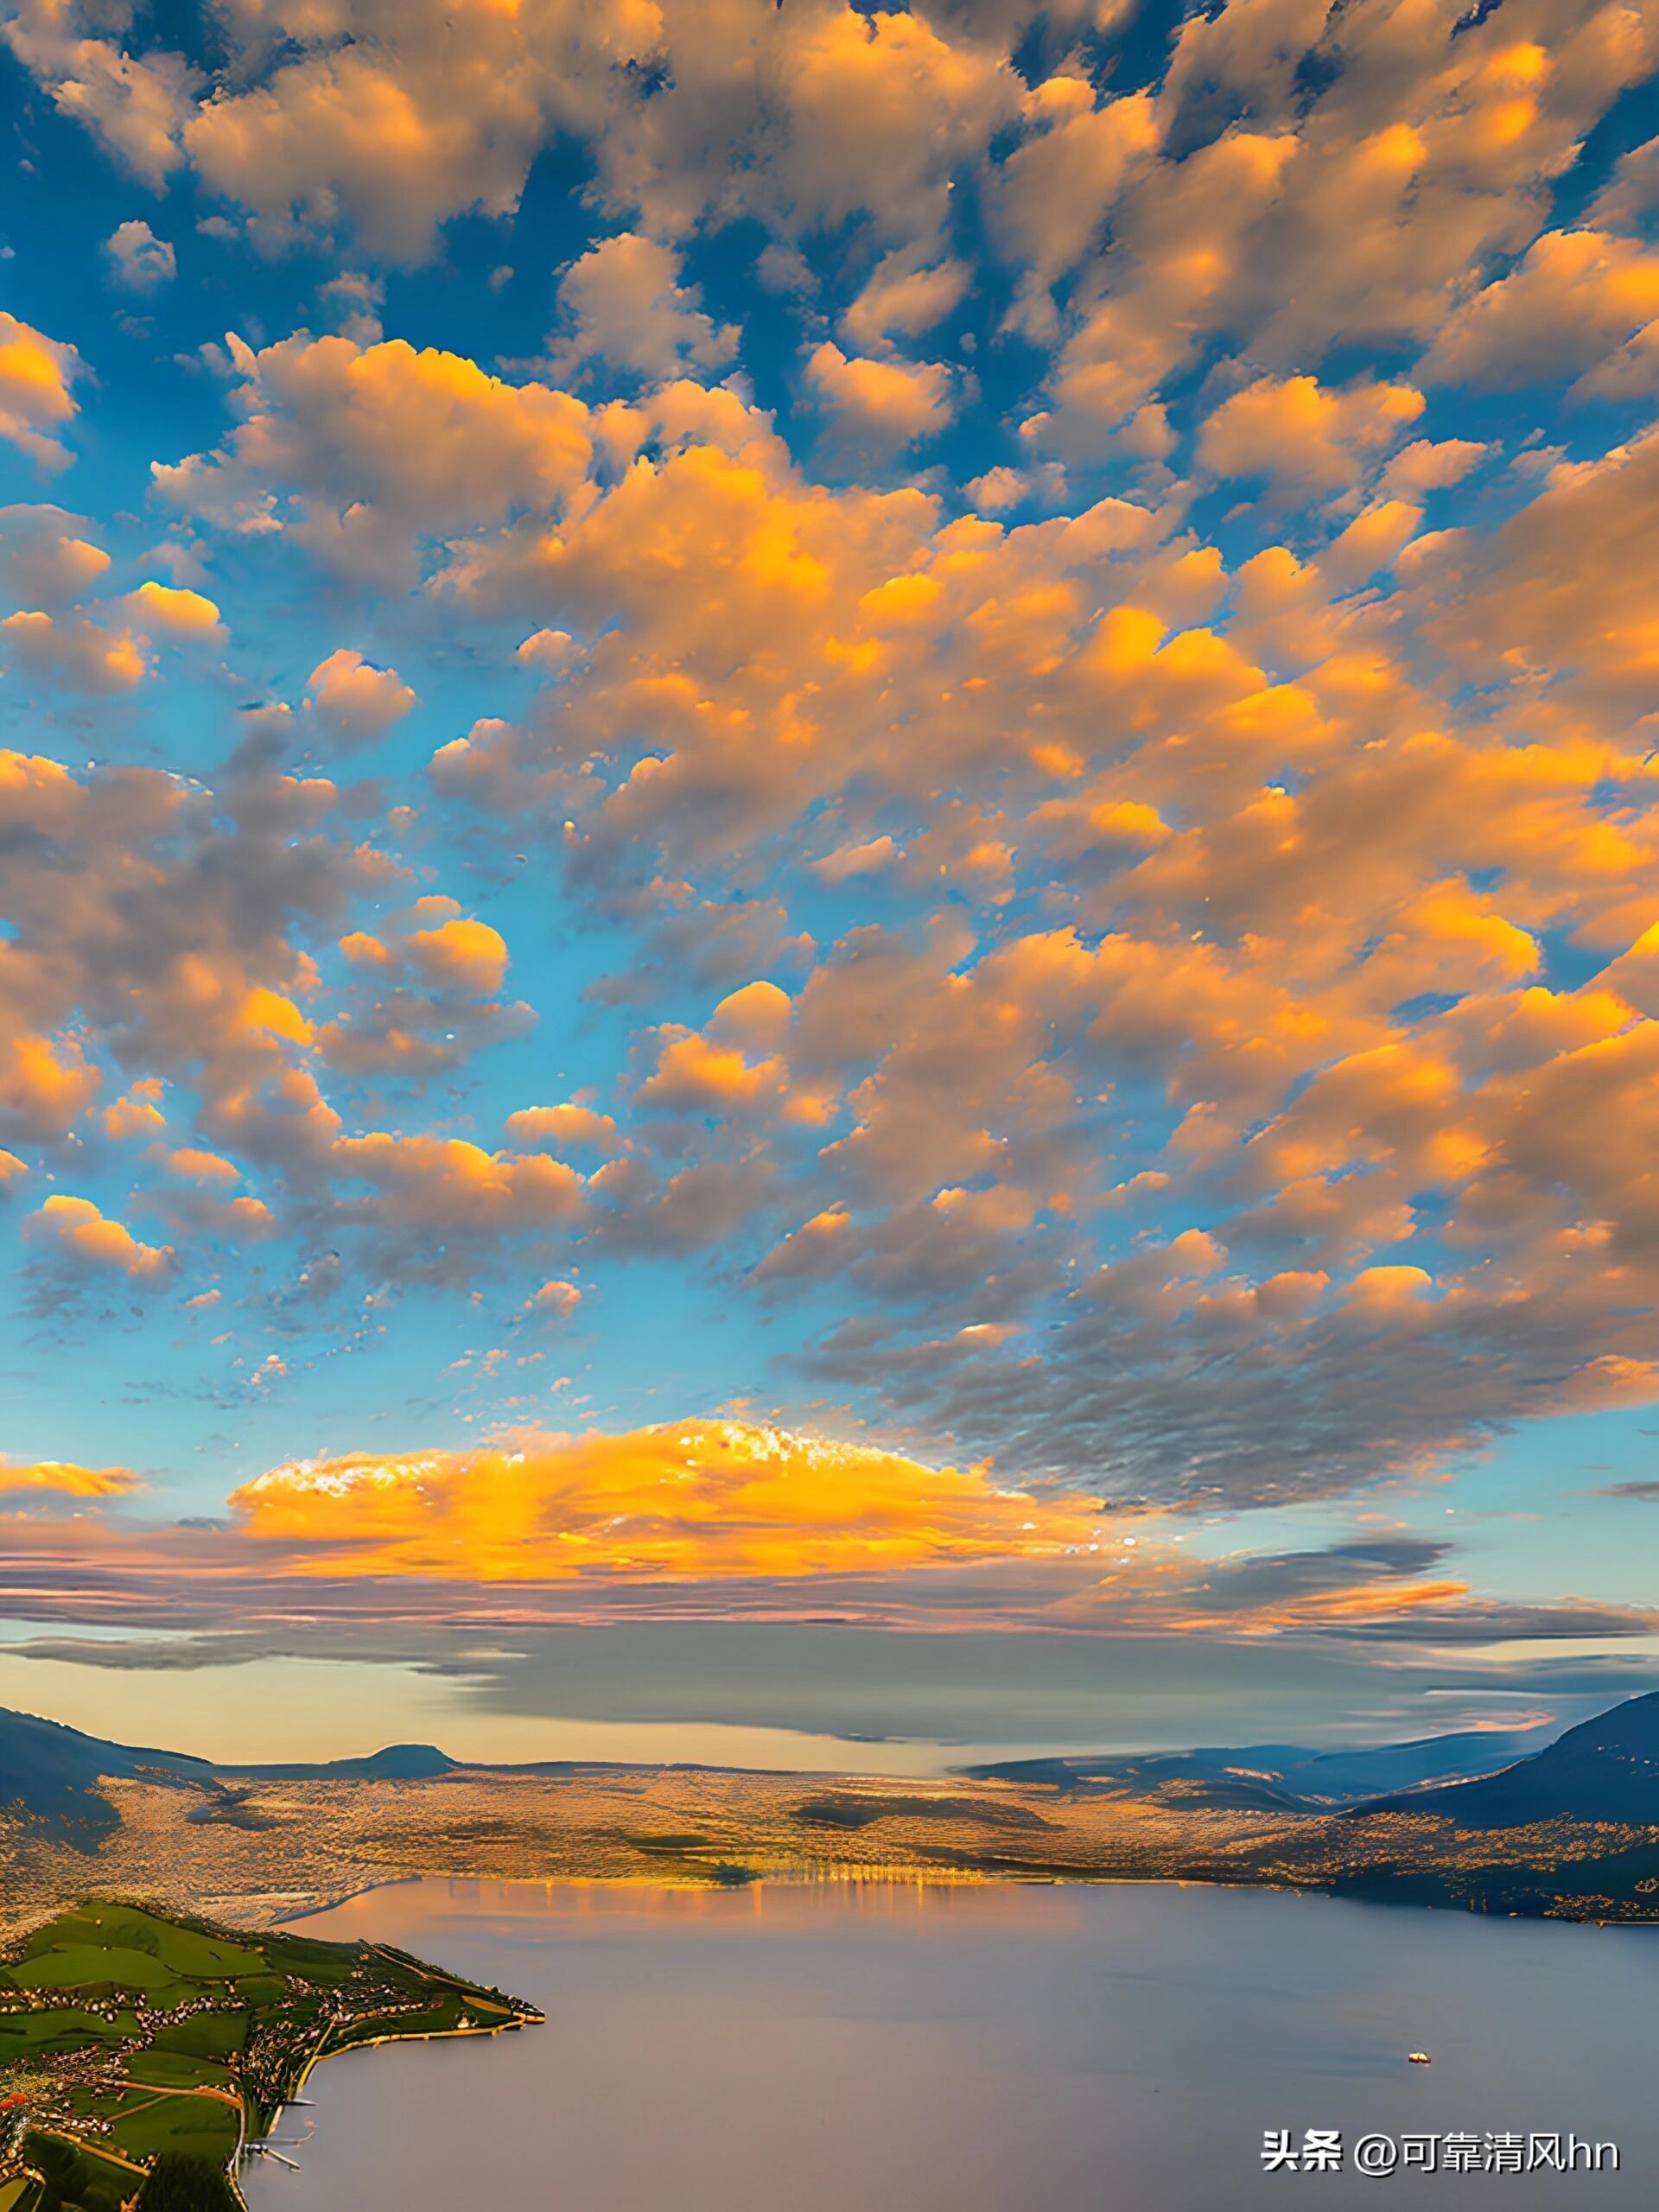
0, 0, 1656, 1770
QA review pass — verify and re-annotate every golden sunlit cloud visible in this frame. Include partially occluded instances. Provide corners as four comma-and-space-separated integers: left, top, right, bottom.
228, 1419, 1105, 1583
24, 1193, 175, 1280
126, 580, 224, 638
0, 1457, 137, 1498
0, 310, 81, 470
0, 1425, 1647, 1660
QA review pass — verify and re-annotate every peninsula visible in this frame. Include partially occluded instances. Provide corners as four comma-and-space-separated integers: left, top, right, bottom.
0, 1902, 540, 2210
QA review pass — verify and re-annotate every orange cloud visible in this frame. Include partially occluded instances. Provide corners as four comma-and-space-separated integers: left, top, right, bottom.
306, 646, 417, 742
0, 505, 111, 602
1424, 229, 1659, 396
166, 1147, 239, 1184
406, 915, 508, 995
1198, 373, 1425, 497
14, 0, 1021, 270
637, 1029, 787, 1117
806, 342, 954, 454
318, 896, 523, 1083
24, 1194, 175, 1281
0, 1032, 100, 1141
505, 1104, 621, 1154
103, 1082, 168, 1141
526, 1278, 582, 1320
329, 1133, 584, 1231
0, 609, 145, 692
127, 580, 224, 639
155, 333, 594, 583
0, 311, 81, 470
228, 1418, 1104, 1584
0, 1456, 137, 1498
842, 250, 969, 347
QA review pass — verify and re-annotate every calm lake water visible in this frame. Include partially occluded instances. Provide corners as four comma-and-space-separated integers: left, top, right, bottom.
241, 1877, 1656, 2210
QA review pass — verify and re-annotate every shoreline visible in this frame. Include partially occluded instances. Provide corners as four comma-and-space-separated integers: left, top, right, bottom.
266, 1861, 1659, 1935
269, 1874, 422, 1927
237, 1971, 541, 2207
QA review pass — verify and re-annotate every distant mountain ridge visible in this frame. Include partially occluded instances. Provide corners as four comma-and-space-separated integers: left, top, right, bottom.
3, 1693, 1656, 1910
963, 1724, 1562, 1811
1359, 1691, 1659, 1828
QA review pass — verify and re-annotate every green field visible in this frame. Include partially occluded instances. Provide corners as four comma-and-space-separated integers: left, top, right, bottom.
0, 1903, 541, 2210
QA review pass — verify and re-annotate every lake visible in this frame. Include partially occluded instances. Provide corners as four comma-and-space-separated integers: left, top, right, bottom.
241, 1876, 1656, 2209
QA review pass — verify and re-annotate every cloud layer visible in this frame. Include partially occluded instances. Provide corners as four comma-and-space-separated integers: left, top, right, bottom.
0, 0, 1656, 1732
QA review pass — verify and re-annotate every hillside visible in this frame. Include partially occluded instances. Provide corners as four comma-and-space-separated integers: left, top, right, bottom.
0, 1714, 210, 1848
0, 1901, 539, 2212
965, 1724, 1557, 1812
1359, 1690, 1659, 1829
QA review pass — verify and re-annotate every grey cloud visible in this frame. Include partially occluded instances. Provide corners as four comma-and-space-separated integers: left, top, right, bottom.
6, 1614, 1645, 1759
811, 1269, 1659, 1511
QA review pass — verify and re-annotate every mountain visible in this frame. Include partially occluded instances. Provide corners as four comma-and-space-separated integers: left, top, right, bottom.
2, 1695, 1653, 1930
220, 1743, 459, 1781
0, 1713, 463, 1844
1360, 1691, 1659, 1828
964, 1725, 1558, 1812
0, 1708, 211, 1846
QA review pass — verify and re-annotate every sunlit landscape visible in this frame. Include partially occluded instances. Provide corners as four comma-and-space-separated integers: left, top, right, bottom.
1, 0, 1657, 2199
